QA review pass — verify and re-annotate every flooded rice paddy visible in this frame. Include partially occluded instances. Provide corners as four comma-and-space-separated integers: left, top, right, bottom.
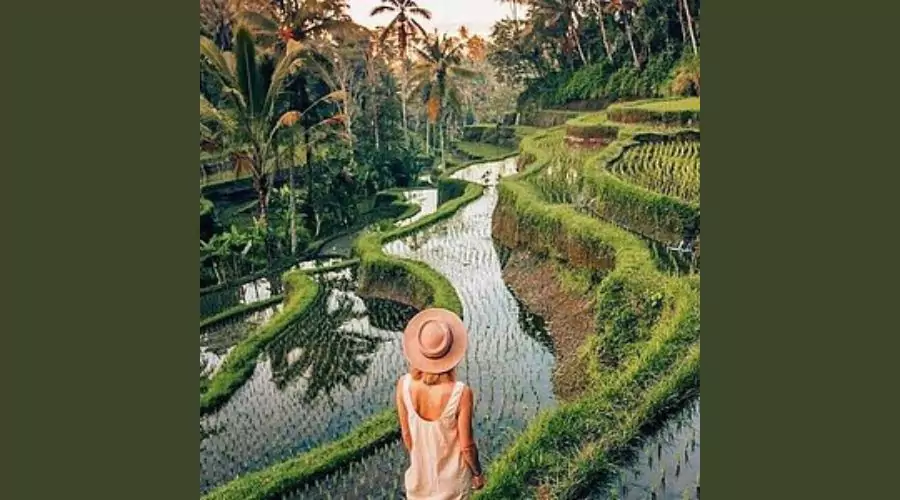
287, 156, 557, 499
200, 156, 697, 498
591, 399, 701, 500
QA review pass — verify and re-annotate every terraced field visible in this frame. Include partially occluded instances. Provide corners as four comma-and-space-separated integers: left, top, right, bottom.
610, 139, 701, 204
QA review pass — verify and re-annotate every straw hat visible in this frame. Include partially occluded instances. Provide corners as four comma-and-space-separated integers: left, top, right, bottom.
403, 308, 468, 373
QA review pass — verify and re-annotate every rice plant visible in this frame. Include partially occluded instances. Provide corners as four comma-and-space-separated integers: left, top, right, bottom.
610, 140, 700, 204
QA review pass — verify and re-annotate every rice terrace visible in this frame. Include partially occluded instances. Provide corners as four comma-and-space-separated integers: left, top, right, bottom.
200, 0, 700, 498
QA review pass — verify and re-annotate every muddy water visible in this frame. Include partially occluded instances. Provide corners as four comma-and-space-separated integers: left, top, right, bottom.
288, 156, 557, 499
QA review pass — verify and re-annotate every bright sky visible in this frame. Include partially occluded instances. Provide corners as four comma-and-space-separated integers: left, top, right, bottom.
348, 0, 513, 37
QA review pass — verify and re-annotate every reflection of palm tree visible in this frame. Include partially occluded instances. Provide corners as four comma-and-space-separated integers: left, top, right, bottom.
362, 297, 419, 331
267, 291, 383, 403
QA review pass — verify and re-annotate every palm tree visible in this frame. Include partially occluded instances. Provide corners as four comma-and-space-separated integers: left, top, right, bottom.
680, 0, 698, 55
410, 32, 479, 167
199, 24, 343, 229
235, 1, 353, 241
610, 0, 641, 68
590, 0, 614, 62
528, 0, 589, 67
370, 0, 433, 144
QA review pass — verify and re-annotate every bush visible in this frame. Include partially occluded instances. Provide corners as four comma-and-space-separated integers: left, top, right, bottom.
670, 53, 701, 97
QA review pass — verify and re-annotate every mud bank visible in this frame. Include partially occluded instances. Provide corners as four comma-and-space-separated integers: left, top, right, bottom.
500, 249, 596, 401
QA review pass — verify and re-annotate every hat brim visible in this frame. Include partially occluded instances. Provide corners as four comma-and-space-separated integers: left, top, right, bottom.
403, 308, 468, 373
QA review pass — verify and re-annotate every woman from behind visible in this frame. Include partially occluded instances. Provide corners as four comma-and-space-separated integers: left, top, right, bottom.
396, 308, 485, 500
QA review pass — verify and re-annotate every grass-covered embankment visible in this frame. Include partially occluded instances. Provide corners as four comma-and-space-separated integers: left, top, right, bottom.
354, 179, 485, 315
608, 97, 700, 127
200, 295, 284, 331
201, 410, 399, 500
479, 107, 700, 497
200, 271, 320, 415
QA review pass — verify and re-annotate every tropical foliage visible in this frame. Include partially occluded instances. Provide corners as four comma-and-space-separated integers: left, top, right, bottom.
488, 0, 701, 109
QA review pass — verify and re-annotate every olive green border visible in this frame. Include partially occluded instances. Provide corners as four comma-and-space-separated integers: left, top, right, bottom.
4, 0, 199, 498
5, 1, 894, 499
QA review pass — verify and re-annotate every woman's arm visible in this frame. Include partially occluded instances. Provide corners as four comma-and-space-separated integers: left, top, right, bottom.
457, 386, 484, 487
396, 377, 412, 453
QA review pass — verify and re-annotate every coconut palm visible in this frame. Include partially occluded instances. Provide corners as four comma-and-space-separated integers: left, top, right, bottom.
609, 0, 641, 68
200, 24, 344, 229
528, 0, 589, 66
370, 0, 433, 144
234, 2, 353, 241
409, 33, 480, 167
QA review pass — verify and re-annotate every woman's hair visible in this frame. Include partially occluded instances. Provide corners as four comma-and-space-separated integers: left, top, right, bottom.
410, 367, 455, 386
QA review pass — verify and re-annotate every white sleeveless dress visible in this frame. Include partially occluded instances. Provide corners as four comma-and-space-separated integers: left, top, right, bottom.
402, 374, 473, 500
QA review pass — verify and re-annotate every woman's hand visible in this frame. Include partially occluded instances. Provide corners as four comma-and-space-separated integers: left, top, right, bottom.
471, 474, 485, 490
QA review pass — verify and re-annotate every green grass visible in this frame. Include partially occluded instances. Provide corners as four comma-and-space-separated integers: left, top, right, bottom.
607, 98, 700, 127
629, 97, 700, 111
200, 271, 320, 415
201, 410, 399, 500
200, 295, 284, 331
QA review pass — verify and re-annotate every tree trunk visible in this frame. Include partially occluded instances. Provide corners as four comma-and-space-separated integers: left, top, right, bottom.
625, 19, 641, 68
440, 119, 445, 168
373, 109, 380, 150
425, 119, 430, 154
676, 0, 688, 44
571, 24, 588, 66
682, 0, 699, 55
598, 9, 613, 62
289, 137, 297, 255
401, 67, 409, 145
305, 126, 315, 238
255, 176, 269, 228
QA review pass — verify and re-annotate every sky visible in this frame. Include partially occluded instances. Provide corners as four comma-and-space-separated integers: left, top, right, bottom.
348, 0, 514, 37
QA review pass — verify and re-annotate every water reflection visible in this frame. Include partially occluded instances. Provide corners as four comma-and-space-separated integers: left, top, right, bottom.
363, 297, 419, 332
200, 305, 282, 377
396, 189, 438, 227
267, 293, 384, 404
200, 274, 284, 319
199, 271, 412, 493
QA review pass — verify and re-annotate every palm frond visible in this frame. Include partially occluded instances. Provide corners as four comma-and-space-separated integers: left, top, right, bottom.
409, 7, 432, 20
200, 36, 237, 88
264, 39, 305, 115
370, 5, 395, 16
409, 18, 428, 38
235, 11, 279, 35
233, 26, 265, 117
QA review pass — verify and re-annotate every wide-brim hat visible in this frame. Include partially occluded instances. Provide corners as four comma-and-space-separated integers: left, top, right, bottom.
403, 308, 468, 373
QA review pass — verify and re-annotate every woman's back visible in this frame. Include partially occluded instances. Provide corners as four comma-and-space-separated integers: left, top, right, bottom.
400, 374, 472, 500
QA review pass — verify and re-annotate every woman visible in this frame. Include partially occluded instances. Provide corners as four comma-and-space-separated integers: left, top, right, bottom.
396, 308, 486, 499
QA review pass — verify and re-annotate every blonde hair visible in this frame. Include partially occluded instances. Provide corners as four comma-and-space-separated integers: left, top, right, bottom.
410, 367, 455, 386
